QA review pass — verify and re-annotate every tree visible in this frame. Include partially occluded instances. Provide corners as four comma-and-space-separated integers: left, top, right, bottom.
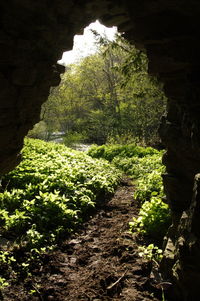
32, 33, 166, 146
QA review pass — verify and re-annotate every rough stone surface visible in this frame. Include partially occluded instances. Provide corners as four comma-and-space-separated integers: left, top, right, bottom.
169, 174, 200, 300
0, 1, 200, 300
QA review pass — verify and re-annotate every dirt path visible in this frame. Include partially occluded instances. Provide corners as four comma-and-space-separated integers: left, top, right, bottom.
3, 179, 161, 301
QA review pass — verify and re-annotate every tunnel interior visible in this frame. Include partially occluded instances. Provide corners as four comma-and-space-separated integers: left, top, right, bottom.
1, 1, 200, 299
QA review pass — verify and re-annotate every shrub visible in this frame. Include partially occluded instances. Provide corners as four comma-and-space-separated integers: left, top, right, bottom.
63, 131, 87, 147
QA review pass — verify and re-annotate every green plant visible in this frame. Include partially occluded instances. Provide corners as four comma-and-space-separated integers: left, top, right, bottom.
129, 197, 171, 241
0, 251, 16, 265
134, 170, 164, 202
0, 138, 122, 283
138, 244, 163, 262
87, 143, 160, 162
27, 121, 48, 140
63, 131, 87, 147
137, 244, 168, 301
0, 277, 8, 289
112, 153, 164, 179
88, 143, 170, 242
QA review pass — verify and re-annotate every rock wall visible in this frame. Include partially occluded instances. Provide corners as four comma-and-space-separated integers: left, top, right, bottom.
1, 0, 200, 299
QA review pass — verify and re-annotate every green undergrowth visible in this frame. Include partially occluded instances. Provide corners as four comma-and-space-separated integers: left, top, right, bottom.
87, 144, 171, 244
0, 138, 121, 286
87, 143, 159, 162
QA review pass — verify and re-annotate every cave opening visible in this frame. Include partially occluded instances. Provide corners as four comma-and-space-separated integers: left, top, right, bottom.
0, 1, 200, 299
0, 19, 171, 299
28, 20, 167, 150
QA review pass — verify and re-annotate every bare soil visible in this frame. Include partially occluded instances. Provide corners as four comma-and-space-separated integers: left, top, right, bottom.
2, 178, 163, 301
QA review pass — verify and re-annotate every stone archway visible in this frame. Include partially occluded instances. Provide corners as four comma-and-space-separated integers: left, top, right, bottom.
1, 1, 200, 299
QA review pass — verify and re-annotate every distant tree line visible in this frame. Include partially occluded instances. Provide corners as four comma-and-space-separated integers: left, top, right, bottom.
28, 33, 167, 146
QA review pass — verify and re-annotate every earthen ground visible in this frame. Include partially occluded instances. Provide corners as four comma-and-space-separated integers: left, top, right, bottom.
2, 178, 163, 301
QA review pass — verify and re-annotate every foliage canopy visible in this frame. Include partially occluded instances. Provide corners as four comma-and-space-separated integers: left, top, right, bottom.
29, 34, 166, 146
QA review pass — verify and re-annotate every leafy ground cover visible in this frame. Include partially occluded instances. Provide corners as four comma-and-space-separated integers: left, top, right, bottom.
2, 178, 164, 301
87, 144, 172, 301
87, 143, 159, 162
0, 141, 171, 299
0, 138, 121, 286
87, 144, 171, 243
